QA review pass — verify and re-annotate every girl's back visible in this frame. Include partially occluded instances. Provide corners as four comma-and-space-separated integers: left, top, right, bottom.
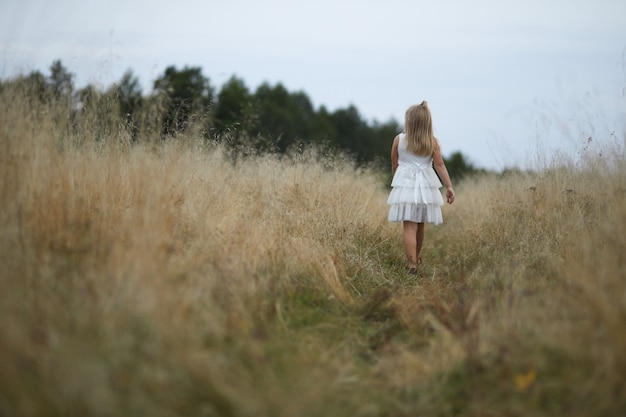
396, 133, 433, 167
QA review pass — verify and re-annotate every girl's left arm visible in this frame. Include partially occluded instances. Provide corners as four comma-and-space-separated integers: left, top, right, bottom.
433, 141, 455, 204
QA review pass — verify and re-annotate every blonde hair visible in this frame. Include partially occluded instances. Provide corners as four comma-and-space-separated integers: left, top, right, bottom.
405, 101, 436, 156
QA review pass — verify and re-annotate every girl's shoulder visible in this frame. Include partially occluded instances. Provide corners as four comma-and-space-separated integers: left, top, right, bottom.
433, 137, 441, 151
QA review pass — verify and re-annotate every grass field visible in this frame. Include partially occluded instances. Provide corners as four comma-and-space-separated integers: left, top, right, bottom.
1, 82, 625, 416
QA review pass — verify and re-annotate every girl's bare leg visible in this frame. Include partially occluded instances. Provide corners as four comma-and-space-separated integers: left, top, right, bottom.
403, 221, 419, 268
416, 223, 425, 265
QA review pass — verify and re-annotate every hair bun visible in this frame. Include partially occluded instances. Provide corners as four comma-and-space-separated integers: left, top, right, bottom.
421, 100, 428, 107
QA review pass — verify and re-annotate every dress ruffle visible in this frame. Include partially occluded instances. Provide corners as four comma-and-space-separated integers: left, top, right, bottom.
387, 163, 444, 224
388, 203, 443, 225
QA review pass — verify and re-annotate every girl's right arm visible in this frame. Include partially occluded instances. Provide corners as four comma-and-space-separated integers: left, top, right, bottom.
433, 141, 456, 204
391, 135, 399, 176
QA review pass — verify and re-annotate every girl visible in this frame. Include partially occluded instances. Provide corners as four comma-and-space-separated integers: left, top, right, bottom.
387, 101, 455, 275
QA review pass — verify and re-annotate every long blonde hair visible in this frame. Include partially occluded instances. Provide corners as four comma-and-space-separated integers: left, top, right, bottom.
405, 101, 436, 156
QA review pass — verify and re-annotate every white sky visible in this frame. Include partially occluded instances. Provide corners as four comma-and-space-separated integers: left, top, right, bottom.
2, 0, 625, 170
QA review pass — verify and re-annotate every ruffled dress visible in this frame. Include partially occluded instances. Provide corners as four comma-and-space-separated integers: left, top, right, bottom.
387, 133, 444, 224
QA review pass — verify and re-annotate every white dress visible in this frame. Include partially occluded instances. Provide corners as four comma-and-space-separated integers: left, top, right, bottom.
387, 133, 444, 224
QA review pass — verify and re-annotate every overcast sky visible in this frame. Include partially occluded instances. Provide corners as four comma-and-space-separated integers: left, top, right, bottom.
2, 0, 625, 170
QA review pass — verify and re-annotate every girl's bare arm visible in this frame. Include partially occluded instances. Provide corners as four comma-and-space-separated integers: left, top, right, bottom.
432, 141, 456, 204
391, 135, 399, 176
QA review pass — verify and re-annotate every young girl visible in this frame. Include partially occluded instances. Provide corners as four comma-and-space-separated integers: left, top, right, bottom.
387, 101, 455, 274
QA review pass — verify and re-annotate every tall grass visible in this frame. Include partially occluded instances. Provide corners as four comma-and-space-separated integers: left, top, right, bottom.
1, 81, 625, 417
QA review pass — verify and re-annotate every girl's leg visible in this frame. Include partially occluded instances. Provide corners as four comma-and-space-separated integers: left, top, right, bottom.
403, 221, 419, 267
416, 223, 425, 264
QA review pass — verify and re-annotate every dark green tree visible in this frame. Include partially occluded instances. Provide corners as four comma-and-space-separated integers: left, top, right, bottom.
153, 65, 213, 135
310, 105, 337, 144
114, 69, 143, 120
75, 84, 99, 109
329, 105, 371, 161
10, 70, 48, 102
48, 60, 73, 98
109, 69, 144, 140
214, 75, 253, 133
252, 82, 316, 151
370, 119, 402, 162
443, 151, 481, 180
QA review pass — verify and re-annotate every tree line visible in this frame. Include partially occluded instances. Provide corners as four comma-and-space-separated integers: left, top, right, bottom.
2, 60, 483, 177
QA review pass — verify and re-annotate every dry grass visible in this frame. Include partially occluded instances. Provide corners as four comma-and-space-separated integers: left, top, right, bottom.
1, 81, 625, 416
